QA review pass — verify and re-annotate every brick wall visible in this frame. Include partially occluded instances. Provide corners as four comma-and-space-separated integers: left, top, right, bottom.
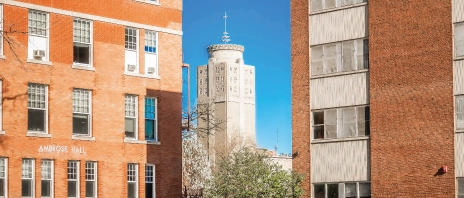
369, 0, 455, 196
290, 0, 311, 197
0, 0, 182, 197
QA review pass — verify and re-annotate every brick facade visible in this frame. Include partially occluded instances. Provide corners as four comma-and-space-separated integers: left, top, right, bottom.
0, 0, 183, 197
290, 0, 311, 197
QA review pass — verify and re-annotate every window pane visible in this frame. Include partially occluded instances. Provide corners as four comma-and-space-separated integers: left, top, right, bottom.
311, 60, 324, 76
0, 178, 4, 196
327, 183, 338, 198
325, 109, 337, 125
73, 44, 90, 64
128, 183, 136, 198
310, 0, 323, 12
22, 180, 32, 197
73, 114, 89, 135
324, 0, 336, 9
145, 119, 155, 140
357, 39, 369, 69
358, 121, 370, 136
125, 118, 136, 138
359, 183, 371, 197
342, 41, 355, 72
456, 23, 464, 57
457, 97, 464, 129
314, 126, 324, 139
342, 0, 355, 6
86, 181, 95, 197
313, 184, 325, 198
458, 178, 464, 194
28, 109, 45, 132
146, 183, 153, 198
342, 108, 356, 138
345, 183, 357, 198
68, 181, 77, 197
42, 180, 51, 196
313, 111, 324, 125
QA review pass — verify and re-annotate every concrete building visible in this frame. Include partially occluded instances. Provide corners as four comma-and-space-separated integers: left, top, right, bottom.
197, 42, 256, 162
0, 0, 183, 197
291, 0, 463, 197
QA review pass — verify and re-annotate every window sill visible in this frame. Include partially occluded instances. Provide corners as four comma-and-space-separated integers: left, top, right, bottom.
124, 139, 161, 145
310, 69, 368, 80
134, 0, 160, 6
27, 59, 52, 66
0, 55, 6, 60
72, 136, 95, 141
456, 130, 464, 133
454, 56, 464, 62
72, 64, 95, 71
311, 136, 369, 144
0, 131, 5, 135
26, 132, 52, 138
309, 2, 367, 16
124, 72, 161, 79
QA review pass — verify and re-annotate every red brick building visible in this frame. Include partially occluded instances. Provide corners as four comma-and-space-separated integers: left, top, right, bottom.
292, 0, 461, 197
0, 0, 183, 197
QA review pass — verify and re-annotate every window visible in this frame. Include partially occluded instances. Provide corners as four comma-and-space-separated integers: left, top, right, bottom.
145, 165, 155, 198
85, 162, 96, 198
128, 164, 138, 198
125, 95, 138, 139
0, 158, 7, 198
28, 10, 49, 61
313, 106, 369, 140
458, 178, 464, 198
68, 161, 79, 198
456, 23, 464, 57
313, 182, 371, 198
73, 18, 92, 65
28, 84, 48, 133
22, 159, 34, 198
310, 0, 366, 12
457, 96, 464, 130
125, 27, 138, 73
145, 98, 157, 141
144, 31, 158, 75
311, 39, 368, 76
41, 160, 53, 198
73, 89, 91, 136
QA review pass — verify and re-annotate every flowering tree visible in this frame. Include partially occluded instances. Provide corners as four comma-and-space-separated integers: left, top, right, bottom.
182, 132, 212, 191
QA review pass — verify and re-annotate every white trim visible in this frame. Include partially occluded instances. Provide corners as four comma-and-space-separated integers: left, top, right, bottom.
309, 2, 367, 15
124, 72, 160, 79
41, 159, 54, 198
85, 161, 97, 198
124, 94, 139, 140
135, 0, 161, 6
72, 89, 92, 137
0, 80, 2, 132
22, 158, 35, 198
0, 5, 4, 56
73, 18, 93, 67
27, 59, 52, 66
26, 132, 52, 138
72, 64, 95, 71
27, 83, 49, 134
145, 164, 156, 198
124, 139, 161, 145
67, 161, 80, 198
71, 136, 95, 141
0, 0, 182, 36
127, 163, 139, 198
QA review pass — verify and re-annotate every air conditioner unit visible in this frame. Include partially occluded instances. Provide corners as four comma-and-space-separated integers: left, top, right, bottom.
33, 50, 45, 60
127, 64, 136, 71
147, 67, 156, 74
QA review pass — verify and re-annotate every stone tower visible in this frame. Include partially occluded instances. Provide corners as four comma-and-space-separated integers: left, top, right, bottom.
197, 43, 256, 162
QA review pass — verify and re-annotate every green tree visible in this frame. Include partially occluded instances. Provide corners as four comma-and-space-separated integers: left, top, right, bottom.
204, 148, 304, 198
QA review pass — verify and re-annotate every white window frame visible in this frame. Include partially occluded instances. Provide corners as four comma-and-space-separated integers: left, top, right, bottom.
0, 80, 3, 133
85, 162, 97, 198
22, 158, 35, 198
67, 161, 79, 198
73, 18, 93, 67
310, 0, 366, 13
125, 95, 138, 140
72, 89, 92, 137
128, 163, 138, 198
145, 97, 158, 142
0, 5, 3, 56
458, 178, 464, 197
125, 27, 139, 73
28, 10, 49, 62
27, 83, 48, 134
135, 0, 160, 5
312, 106, 369, 141
456, 96, 464, 131
144, 30, 158, 76
0, 157, 7, 198
41, 159, 53, 198
145, 164, 155, 198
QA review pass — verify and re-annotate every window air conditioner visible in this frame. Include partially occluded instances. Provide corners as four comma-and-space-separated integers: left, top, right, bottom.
147, 67, 156, 74
127, 64, 136, 72
33, 50, 45, 60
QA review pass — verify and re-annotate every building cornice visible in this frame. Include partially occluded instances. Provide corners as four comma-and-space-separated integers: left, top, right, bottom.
207, 44, 245, 53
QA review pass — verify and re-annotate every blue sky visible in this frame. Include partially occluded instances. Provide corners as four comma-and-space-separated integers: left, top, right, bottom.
182, 0, 292, 154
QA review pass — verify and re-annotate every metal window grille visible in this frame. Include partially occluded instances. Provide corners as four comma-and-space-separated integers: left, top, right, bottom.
125, 28, 137, 50
145, 31, 157, 53
145, 165, 154, 183
73, 19, 91, 44
28, 84, 46, 109
125, 95, 137, 118
28, 10, 47, 36
73, 90, 90, 114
